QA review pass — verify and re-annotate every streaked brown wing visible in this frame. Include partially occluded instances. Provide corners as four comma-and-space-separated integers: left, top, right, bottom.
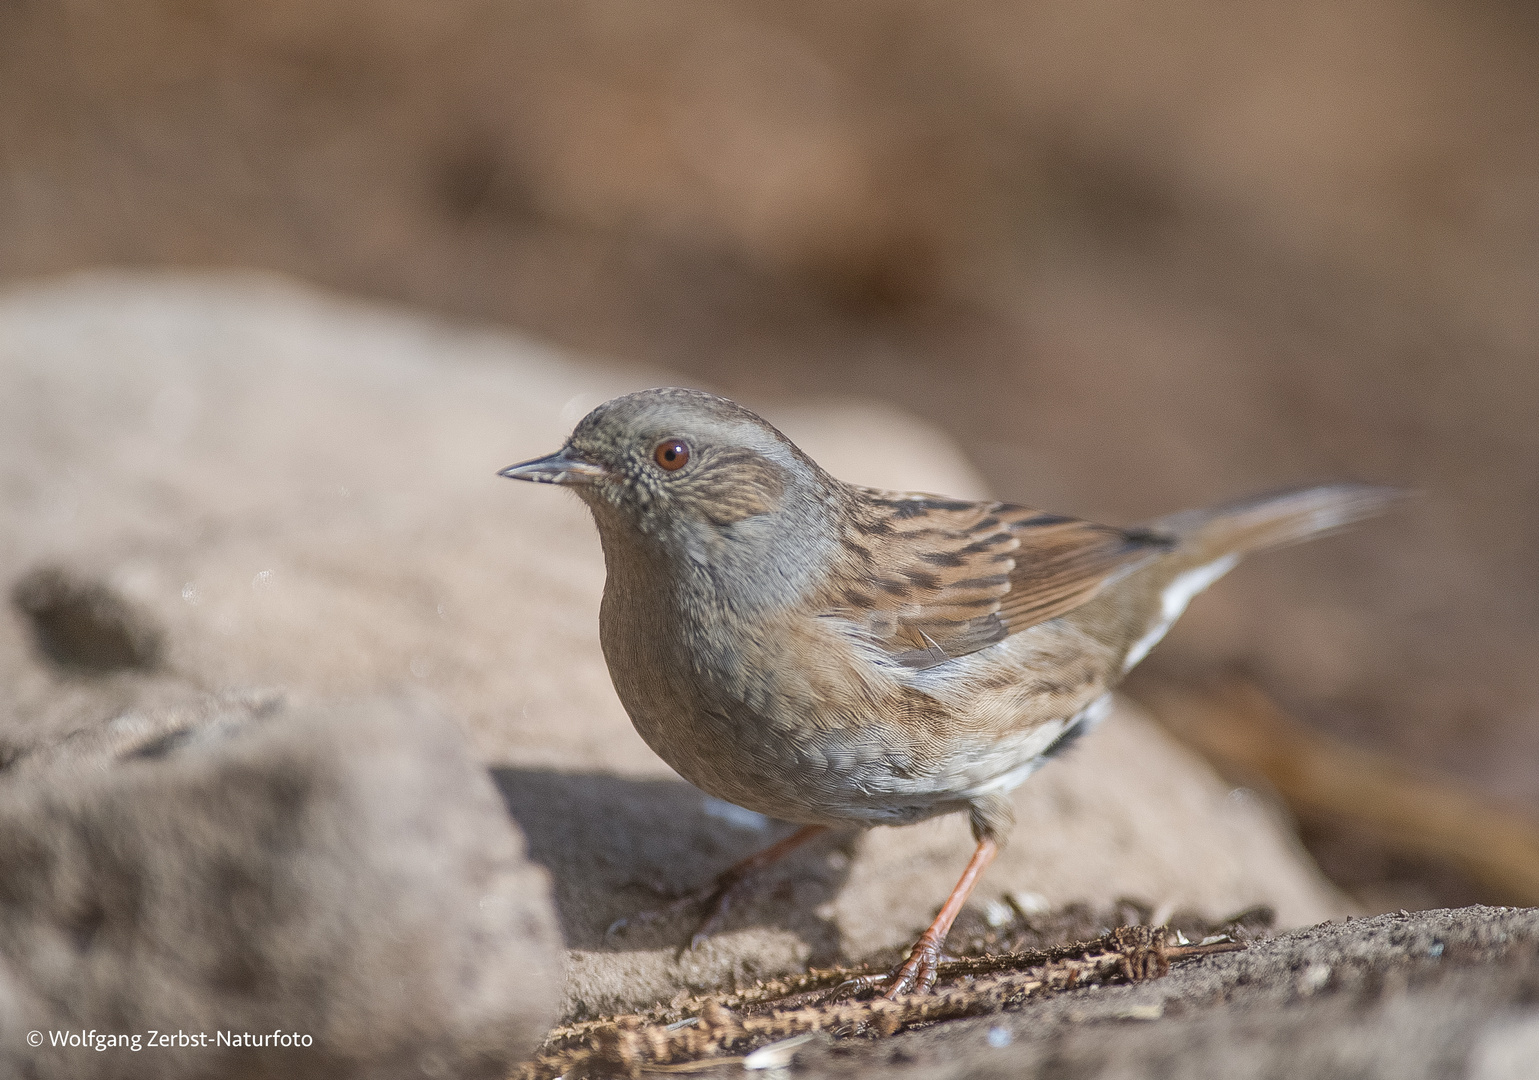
827, 491, 1172, 669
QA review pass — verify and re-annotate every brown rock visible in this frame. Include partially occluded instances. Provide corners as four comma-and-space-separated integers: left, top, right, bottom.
0, 273, 1348, 1024
0, 696, 562, 1080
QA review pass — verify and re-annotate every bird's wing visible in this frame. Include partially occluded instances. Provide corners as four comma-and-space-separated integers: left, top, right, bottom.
826, 491, 1173, 669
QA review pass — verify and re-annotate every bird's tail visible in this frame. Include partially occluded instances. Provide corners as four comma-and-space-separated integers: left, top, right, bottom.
1146, 483, 1406, 566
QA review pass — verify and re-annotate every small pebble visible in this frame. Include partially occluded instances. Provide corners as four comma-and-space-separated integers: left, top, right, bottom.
1298, 963, 1332, 994
1008, 891, 1050, 917
744, 1032, 818, 1070
984, 899, 1015, 928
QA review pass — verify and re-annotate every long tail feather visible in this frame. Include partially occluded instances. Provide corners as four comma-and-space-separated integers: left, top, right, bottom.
1105, 483, 1402, 673
1147, 483, 1406, 565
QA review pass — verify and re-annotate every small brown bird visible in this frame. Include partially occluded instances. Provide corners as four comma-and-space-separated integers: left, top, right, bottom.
501, 388, 1396, 996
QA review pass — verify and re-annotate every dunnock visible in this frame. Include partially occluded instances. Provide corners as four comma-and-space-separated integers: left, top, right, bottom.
501, 388, 1397, 996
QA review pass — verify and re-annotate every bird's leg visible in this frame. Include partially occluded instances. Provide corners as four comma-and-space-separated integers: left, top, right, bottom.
606, 824, 828, 949
685, 823, 828, 948
882, 836, 999, 998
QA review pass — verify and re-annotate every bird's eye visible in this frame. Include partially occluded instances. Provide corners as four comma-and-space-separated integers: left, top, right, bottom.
654, 438, 690, 471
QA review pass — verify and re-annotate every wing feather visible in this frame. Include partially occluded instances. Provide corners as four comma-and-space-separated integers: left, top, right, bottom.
826, 491, 1172, 669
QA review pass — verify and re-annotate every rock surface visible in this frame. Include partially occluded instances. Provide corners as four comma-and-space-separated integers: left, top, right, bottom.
1, 272, 1348, 1030
0, 696, 563, 1080
781, 906, 1539, 1080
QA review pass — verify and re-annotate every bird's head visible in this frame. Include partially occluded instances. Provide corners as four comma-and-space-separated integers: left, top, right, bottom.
501, 388, 832, 550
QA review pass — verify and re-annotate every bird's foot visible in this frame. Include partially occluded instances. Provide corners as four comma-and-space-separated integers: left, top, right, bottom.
686, 863, 758, 949
602, 866, 758, 951
605, 825, 827, 951
604, 891, 693, 940
600, 873, 732, 941
882, 933, 944, 998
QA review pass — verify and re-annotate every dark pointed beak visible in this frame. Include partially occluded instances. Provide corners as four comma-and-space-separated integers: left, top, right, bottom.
498, 447, 609, 485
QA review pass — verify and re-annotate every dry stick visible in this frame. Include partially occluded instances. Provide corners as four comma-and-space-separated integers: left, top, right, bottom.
1138, 677, 1539, 905
519, 928, 1241, 1079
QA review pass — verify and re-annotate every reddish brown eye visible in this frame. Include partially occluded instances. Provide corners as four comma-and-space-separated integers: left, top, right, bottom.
654, 438, 690, 471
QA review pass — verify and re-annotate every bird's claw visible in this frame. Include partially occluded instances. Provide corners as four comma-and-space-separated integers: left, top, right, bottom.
685, 871, 751, 950
882, 937, 943, 998
836, 973, 890, 998
604, 891, 700, 942
604, 871, 750, 951
605, 825, 827, 951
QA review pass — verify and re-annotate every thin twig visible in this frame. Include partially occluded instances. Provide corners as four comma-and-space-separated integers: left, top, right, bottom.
518, 925, 1240, 1079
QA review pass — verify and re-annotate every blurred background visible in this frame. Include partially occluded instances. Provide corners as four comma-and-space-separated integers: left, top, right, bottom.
4, 0, 1537, 913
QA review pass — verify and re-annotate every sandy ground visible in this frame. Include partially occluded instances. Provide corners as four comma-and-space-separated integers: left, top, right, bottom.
786, 906, 1539, 1080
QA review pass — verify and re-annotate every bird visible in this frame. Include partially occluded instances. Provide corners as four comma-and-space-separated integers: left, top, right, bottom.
500, 387, 1398, 996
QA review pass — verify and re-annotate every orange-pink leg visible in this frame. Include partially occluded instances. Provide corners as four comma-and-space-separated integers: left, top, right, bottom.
883, 836, 999, 997
687, 824, 828, 948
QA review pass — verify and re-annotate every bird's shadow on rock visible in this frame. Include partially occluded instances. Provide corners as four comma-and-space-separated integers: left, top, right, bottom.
490, 767, 852, 961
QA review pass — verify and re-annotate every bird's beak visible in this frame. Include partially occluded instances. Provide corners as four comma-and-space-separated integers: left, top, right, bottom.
498, 447, 609, 485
